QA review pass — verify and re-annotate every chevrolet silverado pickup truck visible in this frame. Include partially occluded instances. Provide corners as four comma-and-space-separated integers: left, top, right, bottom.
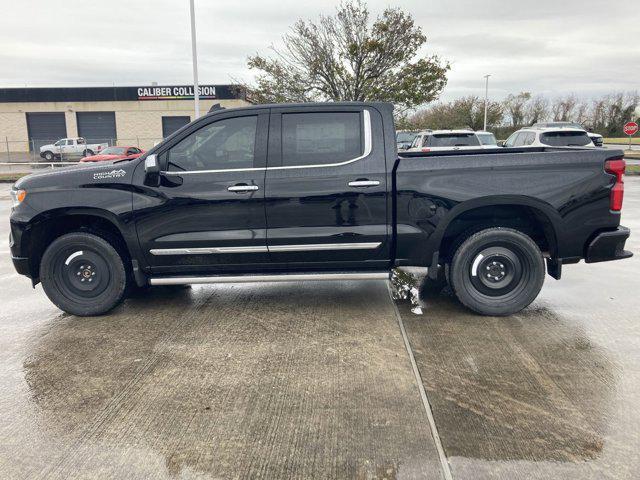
9, 102, 632, 316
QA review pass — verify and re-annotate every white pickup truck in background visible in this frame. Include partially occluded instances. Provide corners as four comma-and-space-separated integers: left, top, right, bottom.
39, 137, 108, 161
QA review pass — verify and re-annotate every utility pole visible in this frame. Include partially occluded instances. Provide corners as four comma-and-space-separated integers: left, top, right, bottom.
189, 0, 200, 118
483, 74, 491, 131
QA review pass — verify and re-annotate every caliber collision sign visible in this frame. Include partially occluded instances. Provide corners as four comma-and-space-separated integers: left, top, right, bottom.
623, 122, 638, 136
137, 85, 217, 101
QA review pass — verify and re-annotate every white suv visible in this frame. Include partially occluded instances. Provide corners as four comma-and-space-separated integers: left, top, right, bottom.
407, 130, 499, 152
503, 127, 595, 149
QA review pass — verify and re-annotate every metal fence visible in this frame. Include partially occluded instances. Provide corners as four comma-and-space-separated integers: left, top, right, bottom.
0, 137, 163, 164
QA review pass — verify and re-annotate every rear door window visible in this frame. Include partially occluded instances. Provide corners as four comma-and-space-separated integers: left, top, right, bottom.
427, 133, 480, 147
281, 112, 363, 167
540, 131, 592, 147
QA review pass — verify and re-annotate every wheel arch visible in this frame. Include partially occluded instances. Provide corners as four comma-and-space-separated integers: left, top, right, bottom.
429, 195, 562, 264
22, 207, 137, 282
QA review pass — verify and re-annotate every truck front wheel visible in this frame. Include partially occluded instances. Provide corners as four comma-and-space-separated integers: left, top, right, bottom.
83, 149, 94, 157
42, 151, 54, 161
449, 227, 544, 316
40, 232, 128, 316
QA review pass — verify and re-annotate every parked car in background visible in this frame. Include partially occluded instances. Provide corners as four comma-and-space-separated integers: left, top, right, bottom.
503, 127, 595, 148
396, 130, 419, 150
532, 122, 603, 146
39, 137, 108, 162
475, 131, 499, 147
80, 146, 145, 163
407, 129, 483, 152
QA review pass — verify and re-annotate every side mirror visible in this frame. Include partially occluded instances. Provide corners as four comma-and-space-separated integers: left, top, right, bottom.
498, 141, 506, 147
144, 154, 160, 174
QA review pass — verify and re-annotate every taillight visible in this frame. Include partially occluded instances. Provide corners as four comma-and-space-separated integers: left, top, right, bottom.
605, 158, 625, 211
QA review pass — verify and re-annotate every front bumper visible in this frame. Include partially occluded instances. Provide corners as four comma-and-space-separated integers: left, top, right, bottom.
585, 226, 633, 263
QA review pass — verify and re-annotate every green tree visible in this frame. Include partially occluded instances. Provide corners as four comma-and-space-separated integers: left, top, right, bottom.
246, 0, 449, 112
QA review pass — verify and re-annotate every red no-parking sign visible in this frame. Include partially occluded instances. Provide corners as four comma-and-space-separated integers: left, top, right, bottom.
624, 121, 639, 136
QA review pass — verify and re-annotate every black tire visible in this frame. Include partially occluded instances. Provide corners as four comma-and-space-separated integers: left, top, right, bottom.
84, 149, 94, 157
43, 151, 54, 161
449, 227, 544, 316
40, 232, 127, 316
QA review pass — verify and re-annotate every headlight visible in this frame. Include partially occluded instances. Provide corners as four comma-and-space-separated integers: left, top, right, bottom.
10, 189, 26, 208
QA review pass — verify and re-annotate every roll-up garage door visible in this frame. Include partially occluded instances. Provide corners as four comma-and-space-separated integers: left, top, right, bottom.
76, 111, 117, 145
162, 116, 191, 137
26, 112, 67, 151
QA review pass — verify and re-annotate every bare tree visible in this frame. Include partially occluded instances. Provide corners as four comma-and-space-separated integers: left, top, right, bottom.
246, 0, 449, 112
404, 96, 503, 131
551, 95, 578, 121
503, 92, 532, 127
525, 95, 550, 124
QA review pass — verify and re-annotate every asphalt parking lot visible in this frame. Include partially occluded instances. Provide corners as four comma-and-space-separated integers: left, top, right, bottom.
0, 180, 639, 480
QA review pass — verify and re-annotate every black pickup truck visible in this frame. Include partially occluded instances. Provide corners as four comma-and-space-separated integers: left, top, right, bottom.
9, 102, 631, 316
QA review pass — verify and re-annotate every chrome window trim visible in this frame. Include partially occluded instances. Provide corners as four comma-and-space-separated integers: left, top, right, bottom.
150, 241, 381, 256
162, 109, 372, 176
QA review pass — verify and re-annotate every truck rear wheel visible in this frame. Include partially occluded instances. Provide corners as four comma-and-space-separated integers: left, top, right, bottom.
449, 227, 544, 316
83, 149, 94, 157
40, 232, 127, 316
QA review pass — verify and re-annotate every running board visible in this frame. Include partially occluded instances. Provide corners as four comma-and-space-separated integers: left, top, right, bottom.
149, 272, 390, 286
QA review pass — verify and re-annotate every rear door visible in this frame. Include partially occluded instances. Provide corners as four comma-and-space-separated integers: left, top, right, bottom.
264, 105, 390, 270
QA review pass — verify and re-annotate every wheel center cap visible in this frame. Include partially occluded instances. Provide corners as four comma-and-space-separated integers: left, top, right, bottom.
486, 261, 506, 281
82, 269, 92, 278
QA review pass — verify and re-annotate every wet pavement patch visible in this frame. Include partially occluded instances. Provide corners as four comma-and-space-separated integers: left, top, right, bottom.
4, 280, 446, 479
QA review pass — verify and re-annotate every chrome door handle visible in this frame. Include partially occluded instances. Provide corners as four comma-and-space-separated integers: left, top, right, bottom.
348, 180, 380, 188
228, 185, 259, 192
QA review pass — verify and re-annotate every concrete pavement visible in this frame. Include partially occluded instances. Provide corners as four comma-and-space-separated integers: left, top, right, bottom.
0, 180, 639, 479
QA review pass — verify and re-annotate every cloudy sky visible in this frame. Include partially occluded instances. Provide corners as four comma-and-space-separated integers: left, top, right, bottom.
0, 0, 637, 102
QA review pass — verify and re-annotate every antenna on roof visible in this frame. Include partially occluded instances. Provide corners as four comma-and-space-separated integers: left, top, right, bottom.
208, 103, 225, 113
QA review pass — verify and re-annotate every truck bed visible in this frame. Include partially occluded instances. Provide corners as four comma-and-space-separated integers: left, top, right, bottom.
393, 147, 625, 266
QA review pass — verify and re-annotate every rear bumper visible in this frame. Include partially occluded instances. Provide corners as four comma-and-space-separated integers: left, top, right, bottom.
585, 226, 633, 263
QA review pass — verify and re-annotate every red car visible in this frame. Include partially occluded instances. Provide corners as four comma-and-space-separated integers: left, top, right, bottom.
80, 146, 145, 163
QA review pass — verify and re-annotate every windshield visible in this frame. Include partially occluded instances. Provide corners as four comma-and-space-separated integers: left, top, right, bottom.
540, 131, 592, 147
428, 133, 480, 147
476, 133, 497, 146
99, 147, 127, 155
397, 132, 417, 143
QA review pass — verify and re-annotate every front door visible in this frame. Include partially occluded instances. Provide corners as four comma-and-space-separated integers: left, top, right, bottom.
134, 110, 270, 275
264, 106, 390, 270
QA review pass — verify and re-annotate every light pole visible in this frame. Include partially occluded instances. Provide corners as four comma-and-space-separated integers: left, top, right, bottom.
483, 74, 491, 131
189, 0, 200, 119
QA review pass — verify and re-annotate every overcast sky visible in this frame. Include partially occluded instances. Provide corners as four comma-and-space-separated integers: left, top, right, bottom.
0, 0, 637, 102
